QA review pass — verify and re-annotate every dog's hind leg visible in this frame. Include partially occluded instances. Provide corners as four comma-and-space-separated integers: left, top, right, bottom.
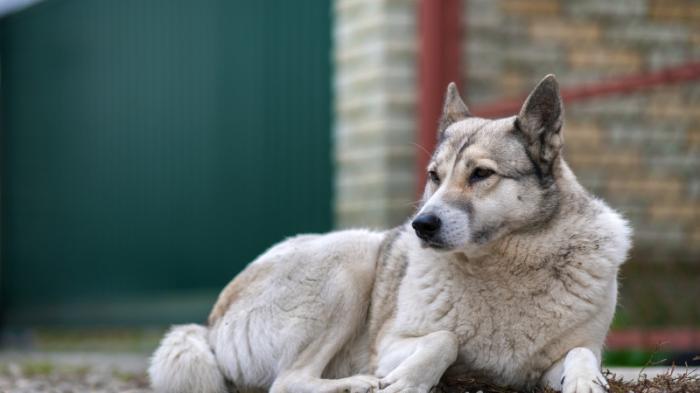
272, 347, 379, 393
268, 310, 379, 392
268, 270, 379, 393
210, 230, 383, 392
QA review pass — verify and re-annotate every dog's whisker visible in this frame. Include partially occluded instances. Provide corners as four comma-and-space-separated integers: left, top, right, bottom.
411, 142, 433, 158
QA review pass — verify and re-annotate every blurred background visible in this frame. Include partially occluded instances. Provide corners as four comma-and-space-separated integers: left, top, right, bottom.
0, 0, 698, 371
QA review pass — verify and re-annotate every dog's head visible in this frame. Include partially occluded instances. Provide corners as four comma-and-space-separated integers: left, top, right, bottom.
413, 75, 564, 254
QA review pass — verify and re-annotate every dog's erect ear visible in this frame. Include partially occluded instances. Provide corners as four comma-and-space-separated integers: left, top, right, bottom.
438, 82, 471, 138
516, 74, 564, 174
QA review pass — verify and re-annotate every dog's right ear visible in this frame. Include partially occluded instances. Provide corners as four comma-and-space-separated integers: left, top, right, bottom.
515, 74, 564, 177
438, 82, 471, 139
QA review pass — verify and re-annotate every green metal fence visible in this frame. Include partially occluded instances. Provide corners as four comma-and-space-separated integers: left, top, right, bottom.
0, 0, 332, 327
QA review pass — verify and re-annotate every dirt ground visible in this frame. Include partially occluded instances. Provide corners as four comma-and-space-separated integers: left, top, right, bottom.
0, 351, 697, 393
0, 352, 149, 393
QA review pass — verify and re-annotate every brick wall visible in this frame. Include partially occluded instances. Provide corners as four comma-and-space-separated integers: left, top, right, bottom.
333, 0, 418, 228
334, 0, 699, 267
462, 0, 700, 264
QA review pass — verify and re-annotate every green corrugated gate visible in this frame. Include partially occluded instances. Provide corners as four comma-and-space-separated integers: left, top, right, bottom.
0, 0, 332, 327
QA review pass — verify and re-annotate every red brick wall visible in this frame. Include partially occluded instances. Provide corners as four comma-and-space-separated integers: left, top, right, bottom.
462, 0, 700, 266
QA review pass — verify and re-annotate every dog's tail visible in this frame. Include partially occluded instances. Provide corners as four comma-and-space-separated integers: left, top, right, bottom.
149, 324, 228, 393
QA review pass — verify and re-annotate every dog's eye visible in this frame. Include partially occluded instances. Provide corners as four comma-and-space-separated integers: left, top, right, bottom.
428, 170, 440, 184
470, 167, 495, 183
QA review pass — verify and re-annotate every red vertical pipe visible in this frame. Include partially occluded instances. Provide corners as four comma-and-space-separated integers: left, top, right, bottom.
417, 0, 462, 195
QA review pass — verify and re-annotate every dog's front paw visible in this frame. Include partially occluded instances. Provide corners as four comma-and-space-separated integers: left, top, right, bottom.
378, 376, 431, 393
561, 369, 609, 393
335, 374, 380, 393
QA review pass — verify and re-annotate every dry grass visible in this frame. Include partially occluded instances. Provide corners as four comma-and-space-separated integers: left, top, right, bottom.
434, 369, 700, 393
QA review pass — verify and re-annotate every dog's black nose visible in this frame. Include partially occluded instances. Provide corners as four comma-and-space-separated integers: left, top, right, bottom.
412, 213, 441, 239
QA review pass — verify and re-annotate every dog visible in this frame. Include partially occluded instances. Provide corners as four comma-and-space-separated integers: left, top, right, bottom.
149, 75, 631, 393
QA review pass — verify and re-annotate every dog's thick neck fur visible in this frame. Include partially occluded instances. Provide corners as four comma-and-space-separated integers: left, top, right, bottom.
488, 160, 592, 262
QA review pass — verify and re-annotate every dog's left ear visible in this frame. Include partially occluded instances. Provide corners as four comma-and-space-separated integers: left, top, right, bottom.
516, 74, 564, 175
438, 82, 471, 139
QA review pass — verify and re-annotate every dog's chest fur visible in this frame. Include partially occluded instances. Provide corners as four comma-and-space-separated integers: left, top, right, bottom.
372, 209, 624, 387
403, 253, 594, 381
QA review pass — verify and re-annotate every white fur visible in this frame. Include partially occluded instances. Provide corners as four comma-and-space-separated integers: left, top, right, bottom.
150, 80, 632, 392
149, 324, 227, 393
208, 229, 383, 393
150, 204, 630, 392
543, 347, 610, 393
377, 331, 459, 393
151, 209, 630, 393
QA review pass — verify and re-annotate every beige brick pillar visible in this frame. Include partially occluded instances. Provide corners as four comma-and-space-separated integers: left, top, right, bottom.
333, 0, 419, 229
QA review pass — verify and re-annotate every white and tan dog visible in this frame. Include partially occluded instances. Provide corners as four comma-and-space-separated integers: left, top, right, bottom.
149, 75, 631, 393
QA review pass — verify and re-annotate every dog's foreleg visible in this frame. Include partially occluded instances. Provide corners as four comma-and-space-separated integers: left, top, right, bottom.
376, 331, 459, 393
542, 347, 609, 393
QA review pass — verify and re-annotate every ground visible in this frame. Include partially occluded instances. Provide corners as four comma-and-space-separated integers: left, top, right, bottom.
0, 351, 698, 393
0, 352, 148, 393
